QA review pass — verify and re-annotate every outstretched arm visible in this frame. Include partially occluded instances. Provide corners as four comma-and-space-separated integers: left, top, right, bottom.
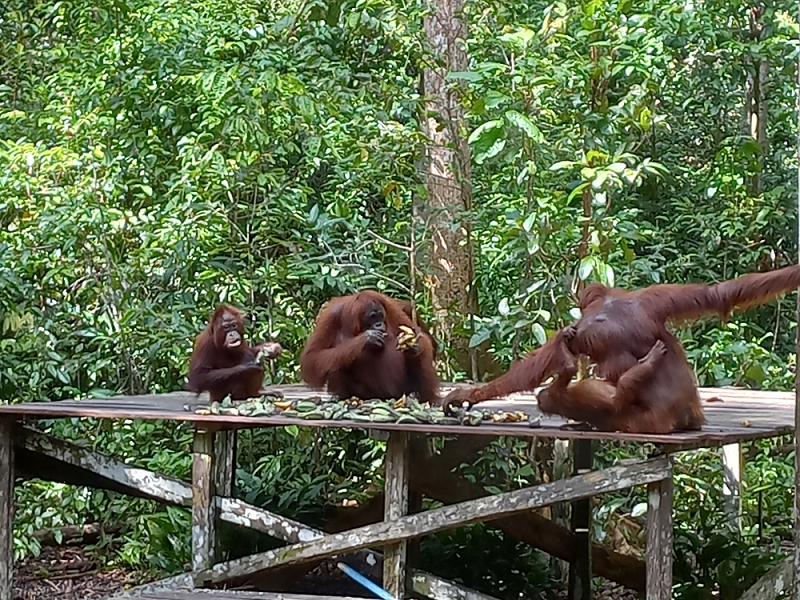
438, 328, 576, 406
643, 264, 800, 323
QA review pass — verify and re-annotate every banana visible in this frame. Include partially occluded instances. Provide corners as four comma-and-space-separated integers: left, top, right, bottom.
301, 411, 325, 420
370, 414, 395, 423
350, 414, 373, 423
396, 415, 421, 424
294, 401, 318, 413
274, 401, 293, 410
396, 325, 419, 351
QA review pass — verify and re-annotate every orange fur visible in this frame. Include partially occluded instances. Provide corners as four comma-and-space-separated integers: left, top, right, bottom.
300, 291, 439, 403
441, 265, 800, 433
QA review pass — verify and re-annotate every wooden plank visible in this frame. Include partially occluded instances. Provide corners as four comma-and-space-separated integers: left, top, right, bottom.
22, 428, 192, 505
738, 555, 793, 600
411, 571, 503, 600
0, 417, 15, 600
192, 427, 216, 579
104, 573, 193, 598
410, 443, 646, 592
21, 427, 325, 547
196, 456, 671, 584
16, 429, 506, 600
646, 466, 674, 600
134, 591, 376, 599
0, 385, 795, 448
217, 497, 322, 543
568, 439, 593, 600
722, 443, 742, 530
383, 431, 410, 598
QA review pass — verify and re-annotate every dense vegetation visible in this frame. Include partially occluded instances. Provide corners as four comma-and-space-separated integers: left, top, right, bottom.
1, 0, 799, 597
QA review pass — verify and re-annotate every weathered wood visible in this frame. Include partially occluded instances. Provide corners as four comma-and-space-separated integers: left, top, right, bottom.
123, 591, 376, 599
739, 555, 793, 600
0, 417, 15, 600
106, 579, 370, 599
218, 497, 504, 600
105, 573, 194, 598
0, 386, 795, 447
410, 445, 646, 592
214, 429, 236, 562
411, 572, 502, 600
383, 430, 410, 598
646, 467, 674, 600
217, 497, 321, 543
22, 428, 192, 505
197, 456, 671, 584
192, 427, 216, 578
214, 430, 236, 497
568, 439, 593, 600
722, 443, 742, 529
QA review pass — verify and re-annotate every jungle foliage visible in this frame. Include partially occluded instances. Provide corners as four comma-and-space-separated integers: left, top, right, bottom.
1, 0, 800, 596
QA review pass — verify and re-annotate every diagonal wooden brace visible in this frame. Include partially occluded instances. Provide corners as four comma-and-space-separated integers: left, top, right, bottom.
195, 455, 671, 584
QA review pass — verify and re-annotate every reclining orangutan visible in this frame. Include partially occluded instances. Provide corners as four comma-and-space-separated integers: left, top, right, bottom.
439, 264, 800, 433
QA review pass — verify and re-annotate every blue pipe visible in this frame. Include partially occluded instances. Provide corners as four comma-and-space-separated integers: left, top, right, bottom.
336, 561, 396, 600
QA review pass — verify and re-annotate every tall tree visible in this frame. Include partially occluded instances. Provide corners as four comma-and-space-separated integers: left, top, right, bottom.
744, 4, 768, 196
421, 0, 477, 377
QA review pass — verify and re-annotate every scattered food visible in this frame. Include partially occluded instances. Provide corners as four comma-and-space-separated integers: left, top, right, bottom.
187, 393, 537, 427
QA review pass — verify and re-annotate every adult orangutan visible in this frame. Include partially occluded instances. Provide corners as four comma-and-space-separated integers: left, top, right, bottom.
186, 305, 282, 402
300, 290, 439, 404
440, 264, 800, 433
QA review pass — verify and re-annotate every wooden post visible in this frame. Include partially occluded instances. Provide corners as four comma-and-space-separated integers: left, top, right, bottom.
721, 443, 742, 530
568, 439, 593, 600
192, 426, 216, 582
214, 429, 236, 563
214, 430, 236, 498
384, 430, 410, 598
646, 464, 674, 600
0, 417, 15, 600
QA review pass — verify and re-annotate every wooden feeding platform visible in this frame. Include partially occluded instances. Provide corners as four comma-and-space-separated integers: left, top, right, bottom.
0, 384, 794, 600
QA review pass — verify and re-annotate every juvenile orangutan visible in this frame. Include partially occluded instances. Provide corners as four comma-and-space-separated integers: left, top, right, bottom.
186, 305, 282, 402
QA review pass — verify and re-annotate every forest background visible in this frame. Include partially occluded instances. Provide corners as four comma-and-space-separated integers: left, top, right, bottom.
1, 0, 800, 597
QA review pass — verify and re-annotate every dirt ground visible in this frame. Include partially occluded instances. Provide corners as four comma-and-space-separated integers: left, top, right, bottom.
12, 546, 142, 600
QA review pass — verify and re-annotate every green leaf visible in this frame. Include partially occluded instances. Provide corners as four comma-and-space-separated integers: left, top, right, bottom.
498, 297, 510, 316
505, 110, 544, 142
469, 329, 492, 348
578, 256, 596, 280
531, 323, 547, 346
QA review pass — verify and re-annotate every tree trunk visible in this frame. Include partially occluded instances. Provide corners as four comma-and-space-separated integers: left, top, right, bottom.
421, 0, 477, 379
745, 5, 768, 197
